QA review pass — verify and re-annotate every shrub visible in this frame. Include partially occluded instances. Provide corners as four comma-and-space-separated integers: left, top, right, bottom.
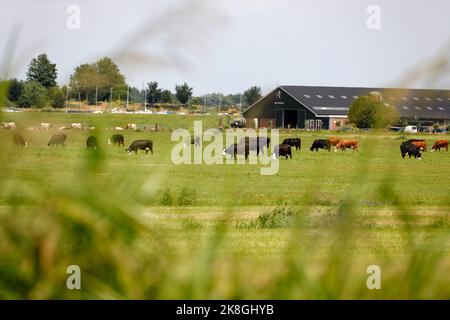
160, 188, 173, 205
177, 187, 196, 206
256, 207, 296, 228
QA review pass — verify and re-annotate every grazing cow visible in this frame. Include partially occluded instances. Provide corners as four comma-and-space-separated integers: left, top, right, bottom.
327, 137, 341, 147
272, 144, 292, 159
125, 123, 137, 130
222, 143, 249, 159
282, 138, 301, 151
47, 134, 67, 147
108, 134, 125, 146
71, 123, 82, 129
126, 139, 153, 154
2, 122, 16, 130
114, 126, 124, 131
40, 122, 52, 130
86, 136, 98, 150
335, 139, 359, 152
184, 136, 201, 148
400, 141, 422, 159
406, 139, 427, 152
310, 139, 331, 152
431, 140, 449, 152
13, 133, 27, 146
239, 136, 270, 154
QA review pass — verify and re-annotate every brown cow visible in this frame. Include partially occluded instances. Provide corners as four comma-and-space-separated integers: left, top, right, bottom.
335, 139, 359, 152
406, 139, 427, 152
431, 140, 449, 152
328, 137, 340, 146
328, 137, 341, 150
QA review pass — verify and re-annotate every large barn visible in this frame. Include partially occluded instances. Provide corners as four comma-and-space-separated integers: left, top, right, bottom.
242, 86, 450, 130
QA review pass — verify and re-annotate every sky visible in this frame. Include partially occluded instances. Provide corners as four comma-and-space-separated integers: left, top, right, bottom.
1, 0, 450, 96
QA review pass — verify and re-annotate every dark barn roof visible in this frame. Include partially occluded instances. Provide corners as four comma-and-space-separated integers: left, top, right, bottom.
244, 85, 450, 119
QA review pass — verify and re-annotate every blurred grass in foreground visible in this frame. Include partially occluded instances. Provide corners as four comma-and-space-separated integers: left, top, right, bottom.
0, 108, 448, 299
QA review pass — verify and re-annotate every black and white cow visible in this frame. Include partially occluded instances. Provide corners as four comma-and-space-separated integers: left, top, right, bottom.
13, 133, 27, 146
127, 140, 153, 154
108, 134, 124, 147
48, 134, 67, 147
310, 139, 331, 152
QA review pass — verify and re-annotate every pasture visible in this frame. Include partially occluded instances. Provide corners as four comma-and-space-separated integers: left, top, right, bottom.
0, 112, 449, 299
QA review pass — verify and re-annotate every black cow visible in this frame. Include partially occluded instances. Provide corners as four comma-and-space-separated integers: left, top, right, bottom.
239, 136, 270, 155
282, 138, 301, 151
310, 139, 331, 152
192, 135, 200, 147
272, 144, 292, 159
86, 136, 98, 150
400, 142, 422, 159
127, 139, 153, 154
13, 133, 27, 147
47, 134, 67, 147
108, 134, 124, 146
222, 143, 249, 159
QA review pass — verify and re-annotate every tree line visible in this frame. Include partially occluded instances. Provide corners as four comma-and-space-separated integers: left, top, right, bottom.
1, 53, 263, 110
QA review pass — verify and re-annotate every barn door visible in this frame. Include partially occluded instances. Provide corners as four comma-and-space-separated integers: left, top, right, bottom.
298, 110, 306, 129
275, 110, 282, 128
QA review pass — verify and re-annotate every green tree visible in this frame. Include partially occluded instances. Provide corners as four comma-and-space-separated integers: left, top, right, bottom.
146, 81, 162, 106
0, 80, 8, 106
47, 86, 66, 108
69, 57, 126, 103
7, 78, 24, 102
26, 53, 58, 88
348, 96, 399, 129
243, 86, 262, 106
18, 81, 47, 108
161, 89, 173, 103
175, 83, 193, 105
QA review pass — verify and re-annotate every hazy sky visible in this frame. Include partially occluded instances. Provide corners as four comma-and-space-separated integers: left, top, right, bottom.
1, 0, 450, 95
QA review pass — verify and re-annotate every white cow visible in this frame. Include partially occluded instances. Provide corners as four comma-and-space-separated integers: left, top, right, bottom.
40, 122, 52, 130
2, 122, 16, 130
125, 123, 137, 130
71, 123, 82, 129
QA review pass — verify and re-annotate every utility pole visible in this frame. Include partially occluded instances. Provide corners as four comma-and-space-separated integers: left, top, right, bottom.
110, 87, 113, 110
65, 87, 69, 113
126, 85, 129, 110
240, 93, 243, 115
95, 86, 98, 107
143, 82, 147, 112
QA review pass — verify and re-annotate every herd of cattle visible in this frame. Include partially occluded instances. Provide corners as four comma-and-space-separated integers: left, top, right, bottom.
12, 132, 153, 155
220, 136, 448, 160
6, 124, 450, 160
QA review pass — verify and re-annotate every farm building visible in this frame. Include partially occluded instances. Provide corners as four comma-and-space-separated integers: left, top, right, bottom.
242, 86, 450, 130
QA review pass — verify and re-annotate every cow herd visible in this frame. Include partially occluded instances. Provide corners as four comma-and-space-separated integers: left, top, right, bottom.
10, 131, 154, 155
400, 139, 449, 160
7, 128, 450, 161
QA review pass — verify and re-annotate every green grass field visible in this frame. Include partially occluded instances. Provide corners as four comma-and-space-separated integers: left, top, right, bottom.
0, 112, 449, 299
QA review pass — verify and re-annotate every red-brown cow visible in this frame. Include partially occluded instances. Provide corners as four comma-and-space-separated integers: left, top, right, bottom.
335, 139, 359, 152
431, 140, 449, 152
407, 139, 427, 152
328, 137, 341, 147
